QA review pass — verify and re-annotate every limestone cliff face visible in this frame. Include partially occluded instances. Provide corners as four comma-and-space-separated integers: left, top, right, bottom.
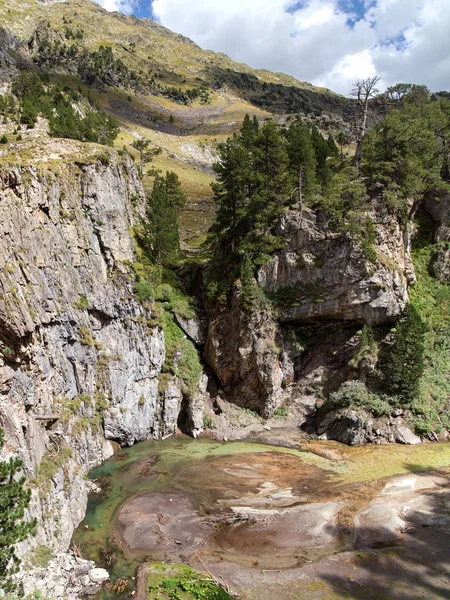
0, 140, 190, 553
258, 203, 414, 324
205, 290, 283, 418
204, 201, 414, 417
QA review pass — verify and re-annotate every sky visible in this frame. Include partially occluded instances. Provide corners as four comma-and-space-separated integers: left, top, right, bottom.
94, 0, 450, 96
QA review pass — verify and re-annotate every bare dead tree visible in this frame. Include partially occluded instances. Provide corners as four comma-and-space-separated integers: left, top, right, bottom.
351, 75, 382, 171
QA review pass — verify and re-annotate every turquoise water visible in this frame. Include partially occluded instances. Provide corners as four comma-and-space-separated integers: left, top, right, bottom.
72, 433, 450, 589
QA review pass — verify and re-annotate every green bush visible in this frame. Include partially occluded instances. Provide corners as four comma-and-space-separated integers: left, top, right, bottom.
328, 381, 393, 417
274, 406, 288, 418
380, 304, 427, 401
73, 295, 90, 310
154, 283, 196, 319
147, 564, 232, 600
134, 280, 153, 303
203, 414, 214, 429
162, 313, 202, 398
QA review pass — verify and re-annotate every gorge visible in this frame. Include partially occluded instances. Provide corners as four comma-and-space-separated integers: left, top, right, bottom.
0, 1, 449, 599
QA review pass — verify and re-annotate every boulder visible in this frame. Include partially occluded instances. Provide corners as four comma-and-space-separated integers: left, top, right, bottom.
395, 426, 421, 445
88, 568, 110, 584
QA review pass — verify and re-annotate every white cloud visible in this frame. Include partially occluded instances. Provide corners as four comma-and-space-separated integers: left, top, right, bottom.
371, 0, 450, 90
96, 0, 137, 15
314, 49, 376, 92
152, 0, 378, 93
98, 0, 450, 95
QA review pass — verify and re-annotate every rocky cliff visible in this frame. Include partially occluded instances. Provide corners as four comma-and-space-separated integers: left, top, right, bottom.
204, 201, 414, 417
0, 138, 200, 557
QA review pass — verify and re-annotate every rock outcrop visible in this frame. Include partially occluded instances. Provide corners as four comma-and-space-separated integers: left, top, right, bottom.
312, 407, 421, 446
258, 203, 413, 324
204, 289, 284, 417
19, 551, 105, 600
204, 201, 414, 417
0, 139, 203, 558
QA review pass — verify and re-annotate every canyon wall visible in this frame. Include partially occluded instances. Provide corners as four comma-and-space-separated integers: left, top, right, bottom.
0, 139, 199, 554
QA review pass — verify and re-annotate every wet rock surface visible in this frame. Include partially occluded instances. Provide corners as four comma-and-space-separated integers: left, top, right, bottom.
103, 435, 450, 600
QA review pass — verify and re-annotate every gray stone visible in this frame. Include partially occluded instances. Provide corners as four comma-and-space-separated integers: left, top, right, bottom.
53, 585, 66, 597
0, 143, 195, 574
174, 313, 207, 345
88, 568, 109, 584
80, 575, 91, 586
395, 426, 421, 445
257, 204, 412, 325
74, 561, 92, 577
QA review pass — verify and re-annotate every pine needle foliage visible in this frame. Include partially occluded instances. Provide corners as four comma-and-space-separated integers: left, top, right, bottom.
380, 305, 428, 402
142, 172, 186, 265
0, 429, 37, 594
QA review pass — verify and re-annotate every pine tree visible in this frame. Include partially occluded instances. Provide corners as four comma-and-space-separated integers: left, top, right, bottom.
336, 132, 348, 161
311, 126, 333, 188
210, 117, 290, 277
240, 113, 259, 150
381, 304, 428, 401
0, 429, 36, 594
286, 119, 317, 202
327, 133, 339, 157
251, 121, 290, 218
144, 172, 185, 264
351, 75, 382, 170
131, 139, 162, 175
212, 134, 251, 252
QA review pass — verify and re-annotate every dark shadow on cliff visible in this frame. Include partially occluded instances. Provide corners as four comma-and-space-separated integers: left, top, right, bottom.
318, 465, 450, 600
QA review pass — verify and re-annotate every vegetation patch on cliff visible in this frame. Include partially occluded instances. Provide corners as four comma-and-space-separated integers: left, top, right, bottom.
407, 217, 450, 434
145, 563, 233, 600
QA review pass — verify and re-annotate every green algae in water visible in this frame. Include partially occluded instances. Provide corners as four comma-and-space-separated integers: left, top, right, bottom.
72, 433, 450, 593
333, 440, 450, 483
73, 435, 340, 582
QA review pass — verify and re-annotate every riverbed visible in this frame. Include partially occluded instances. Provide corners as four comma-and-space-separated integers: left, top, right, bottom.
72, 429, 450, 599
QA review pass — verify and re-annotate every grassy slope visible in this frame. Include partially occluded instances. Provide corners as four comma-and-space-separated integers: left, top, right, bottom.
0, 0, 348, 245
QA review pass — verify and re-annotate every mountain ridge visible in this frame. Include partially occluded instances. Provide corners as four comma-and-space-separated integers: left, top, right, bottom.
0, 0, 352, 245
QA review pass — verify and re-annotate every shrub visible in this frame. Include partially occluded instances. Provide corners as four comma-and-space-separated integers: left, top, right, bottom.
203, 414, 214, 429
162, 313, 202, 398
328, 381, 393, 417
134, 281, 153, 303
73, 295, 90, 310
380, 304, 427, 401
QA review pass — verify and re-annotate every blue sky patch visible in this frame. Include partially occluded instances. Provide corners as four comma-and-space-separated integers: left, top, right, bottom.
285, 1, 309, 14
380, 31, 408, 51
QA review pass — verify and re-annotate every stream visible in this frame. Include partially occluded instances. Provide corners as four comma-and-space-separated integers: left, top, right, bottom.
73, 429, 450, 600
